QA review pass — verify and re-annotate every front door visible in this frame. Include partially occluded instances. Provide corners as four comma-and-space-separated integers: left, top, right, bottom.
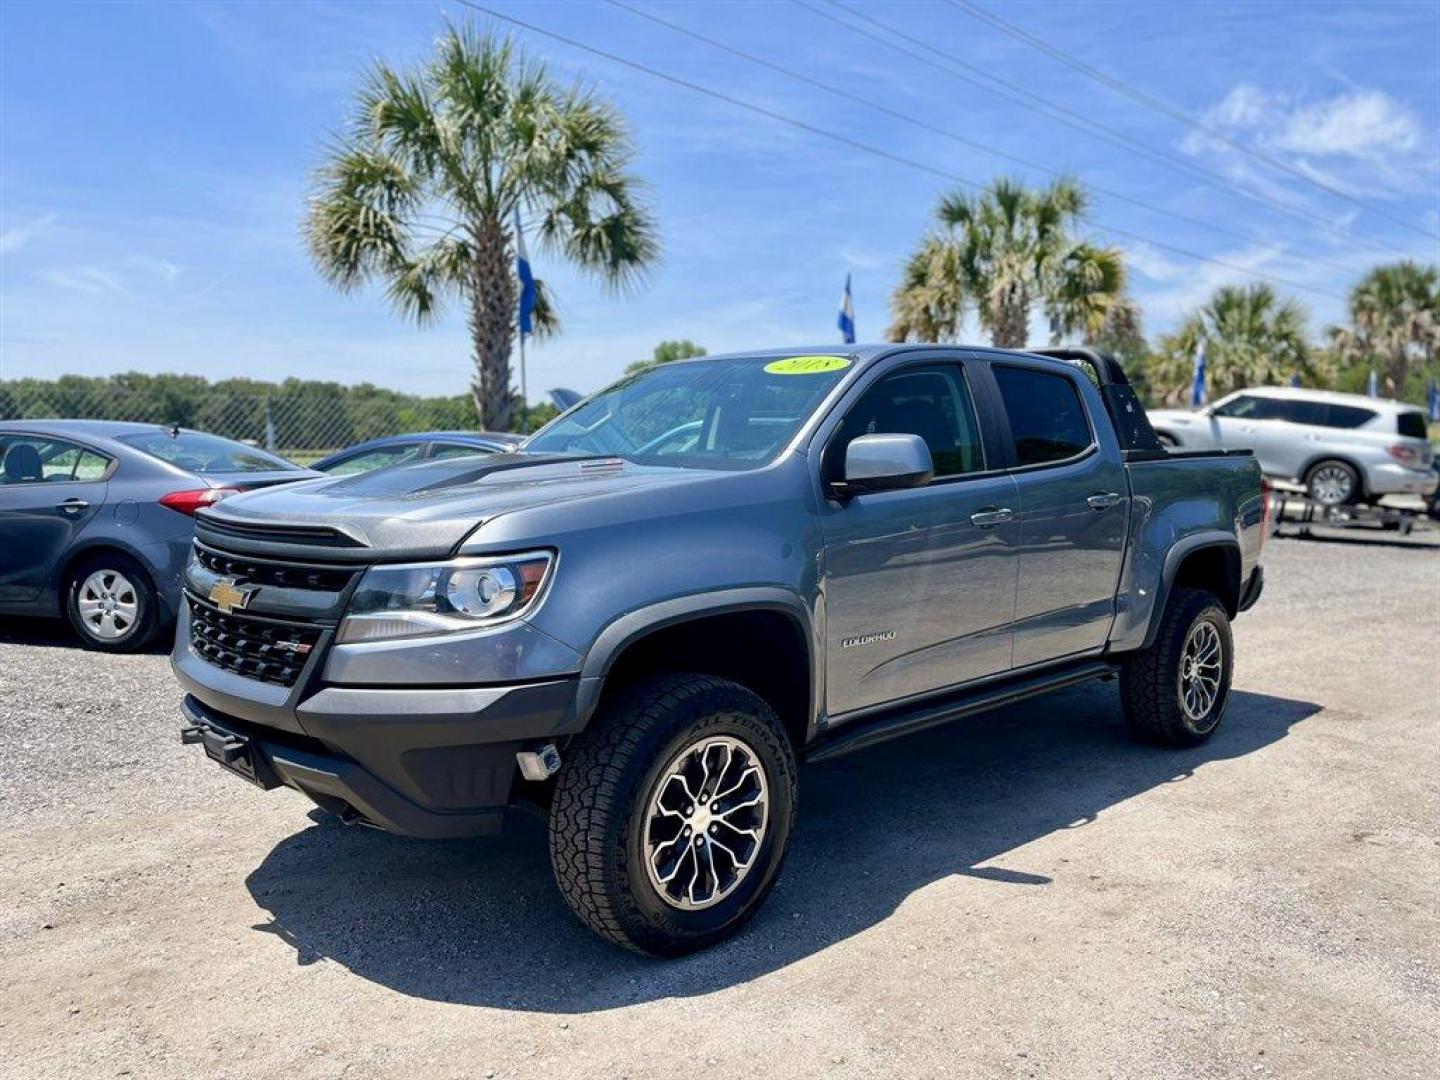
989, 365, 1129, 668
0, 435, 109, 605
820, 362, 1020, 717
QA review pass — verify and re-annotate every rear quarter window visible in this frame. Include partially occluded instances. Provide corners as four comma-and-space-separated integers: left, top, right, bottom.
1396, 411, 1428, 439
993, 366, 1093, 466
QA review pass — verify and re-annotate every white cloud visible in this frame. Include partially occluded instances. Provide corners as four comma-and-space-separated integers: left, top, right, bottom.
37, 266, 126, 296
0, 214, 57, 255
1180, 84, 1436, 201
1275, 90, 1422, 158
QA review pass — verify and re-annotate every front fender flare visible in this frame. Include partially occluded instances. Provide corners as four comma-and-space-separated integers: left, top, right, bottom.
573, 587, 818, 732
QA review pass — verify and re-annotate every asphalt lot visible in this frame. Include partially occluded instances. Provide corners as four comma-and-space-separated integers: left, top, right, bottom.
1, 530, 1437, 1079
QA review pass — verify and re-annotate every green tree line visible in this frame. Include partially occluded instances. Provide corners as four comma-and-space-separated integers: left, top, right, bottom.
0, 373, 554, 453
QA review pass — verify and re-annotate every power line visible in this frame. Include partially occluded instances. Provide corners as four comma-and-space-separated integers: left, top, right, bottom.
450, 0, 1346, 302
949, 0, 1439, 242
804, 0, 1414, 259
604, 0, 1363, 277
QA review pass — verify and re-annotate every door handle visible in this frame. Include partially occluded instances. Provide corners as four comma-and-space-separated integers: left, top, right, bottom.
1086, 492, 1122, 511
57, 498, 89, 514
969, 507, 1014, 528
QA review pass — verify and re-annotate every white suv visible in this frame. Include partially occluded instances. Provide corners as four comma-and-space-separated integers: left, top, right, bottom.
1149, 387, 1436, 506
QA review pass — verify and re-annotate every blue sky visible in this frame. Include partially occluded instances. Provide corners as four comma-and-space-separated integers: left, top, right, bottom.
2, 0, 1437, 399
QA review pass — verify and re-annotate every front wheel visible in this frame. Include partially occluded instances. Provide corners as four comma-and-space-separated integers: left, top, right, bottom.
549, 674, 797, 956
1120, 588, 1233, 747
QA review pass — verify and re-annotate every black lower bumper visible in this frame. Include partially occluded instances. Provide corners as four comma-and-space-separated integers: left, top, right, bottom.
179, 678, 577, 838
1238, 565, 1265, 613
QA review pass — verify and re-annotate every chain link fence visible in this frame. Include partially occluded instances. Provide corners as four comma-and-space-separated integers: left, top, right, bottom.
0, 375, 483, 464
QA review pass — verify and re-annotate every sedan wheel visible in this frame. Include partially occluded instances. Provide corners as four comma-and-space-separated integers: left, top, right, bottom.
65, 555, 160, 652
77, 569, 141, 641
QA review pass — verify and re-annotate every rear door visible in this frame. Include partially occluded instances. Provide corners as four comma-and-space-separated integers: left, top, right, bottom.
0, 434, 111, 605
819, 356, 1020, 716
987, 363, 1129, 668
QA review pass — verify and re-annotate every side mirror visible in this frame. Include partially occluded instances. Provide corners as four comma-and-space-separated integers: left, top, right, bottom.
830, 433, 934, 499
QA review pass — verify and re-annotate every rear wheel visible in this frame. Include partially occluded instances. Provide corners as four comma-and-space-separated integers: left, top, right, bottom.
1305, 459, 1361, 506
1121, 588, 1233, 747
549, 674, 797, 956
64, 554, 159, 652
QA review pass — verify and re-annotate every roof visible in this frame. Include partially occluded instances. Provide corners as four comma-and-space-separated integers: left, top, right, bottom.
1226, 386, 1423, 413
686, 342, 1077, 371
0, 419, 192, 437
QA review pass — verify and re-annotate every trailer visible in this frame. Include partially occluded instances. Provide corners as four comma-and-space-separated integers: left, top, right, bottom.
1271, 487, 1423, 538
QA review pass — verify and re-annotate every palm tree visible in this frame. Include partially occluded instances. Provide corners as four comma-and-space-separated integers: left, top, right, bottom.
305, 25, 659, 430
1153, 284, 1314, 403
1328, 262, 1439, 397
888, 178, 1130, 349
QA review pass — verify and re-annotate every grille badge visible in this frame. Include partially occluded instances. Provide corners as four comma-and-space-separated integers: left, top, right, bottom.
209, 578, 257, 613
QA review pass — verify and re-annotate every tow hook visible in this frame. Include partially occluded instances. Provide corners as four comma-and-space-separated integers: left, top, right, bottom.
516, 743, 562, 782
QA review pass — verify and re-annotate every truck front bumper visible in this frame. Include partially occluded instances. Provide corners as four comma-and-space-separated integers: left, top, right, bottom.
178, 675, 581, 838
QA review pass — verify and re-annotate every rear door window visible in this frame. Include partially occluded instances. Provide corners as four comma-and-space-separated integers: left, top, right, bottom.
1274, 400, 1327, 425
992, 366, 1093, 467
1320, 404, 1378, 429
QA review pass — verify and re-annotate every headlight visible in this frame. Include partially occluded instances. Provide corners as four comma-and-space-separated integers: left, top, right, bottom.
337, 551, 554, 644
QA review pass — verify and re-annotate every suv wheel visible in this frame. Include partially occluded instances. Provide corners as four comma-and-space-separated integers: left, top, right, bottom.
549, 674, 797, 956
65, 554, 159, 652
1305, 459, 1360, 506
1120, 588, 1233, 747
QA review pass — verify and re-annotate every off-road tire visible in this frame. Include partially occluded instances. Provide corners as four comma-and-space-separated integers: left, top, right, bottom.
64, 552, 161, 653
549, 674, 797, 956
1121, 588, 1233, 747
1304, 458, 1361, 507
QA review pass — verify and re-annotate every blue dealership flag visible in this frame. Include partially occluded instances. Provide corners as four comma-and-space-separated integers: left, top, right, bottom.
1290, 372, 1301, 388
1367, 367, 1379, 399
514, 209, 537, 336
837, 273, 856, 344
1191, 342, 1207, 408
1428, 378, 1440, 422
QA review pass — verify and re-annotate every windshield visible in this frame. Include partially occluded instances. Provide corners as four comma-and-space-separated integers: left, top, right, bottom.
118, 430, 300, 474
525, 354, 852, 470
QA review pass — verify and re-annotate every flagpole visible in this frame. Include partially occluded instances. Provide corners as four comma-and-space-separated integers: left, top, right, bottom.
518, 325, 529, 435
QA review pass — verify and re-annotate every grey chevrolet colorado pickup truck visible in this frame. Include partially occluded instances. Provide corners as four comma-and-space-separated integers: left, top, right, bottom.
176, 344, 1266, 955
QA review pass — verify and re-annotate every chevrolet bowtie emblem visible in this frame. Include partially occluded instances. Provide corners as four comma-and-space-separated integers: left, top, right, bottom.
209, 578, 255, 613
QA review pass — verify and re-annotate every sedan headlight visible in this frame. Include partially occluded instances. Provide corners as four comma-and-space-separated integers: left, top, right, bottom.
337, 551, 554, 644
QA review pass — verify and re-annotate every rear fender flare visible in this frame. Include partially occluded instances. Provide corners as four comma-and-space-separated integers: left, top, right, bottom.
1142, 533, 1241, 650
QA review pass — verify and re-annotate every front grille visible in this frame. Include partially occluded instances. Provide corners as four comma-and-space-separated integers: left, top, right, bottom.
196, 514, 364, 548
189, 602, 323, 687
193, 545, 354, 592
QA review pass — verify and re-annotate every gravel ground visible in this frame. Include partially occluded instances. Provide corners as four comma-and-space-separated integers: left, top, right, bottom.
1, 532, 1437, 1079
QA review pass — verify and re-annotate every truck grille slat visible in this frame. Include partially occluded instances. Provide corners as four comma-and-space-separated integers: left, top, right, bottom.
188, 602, 323, 687
193, 545, 354, 593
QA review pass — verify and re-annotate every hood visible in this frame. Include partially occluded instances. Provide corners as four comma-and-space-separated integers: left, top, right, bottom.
194, 453, 697, 561
1147, 409, 1203, 425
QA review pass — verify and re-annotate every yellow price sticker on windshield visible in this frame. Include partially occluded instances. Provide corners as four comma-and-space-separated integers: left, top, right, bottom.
764, 355, 852, 376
